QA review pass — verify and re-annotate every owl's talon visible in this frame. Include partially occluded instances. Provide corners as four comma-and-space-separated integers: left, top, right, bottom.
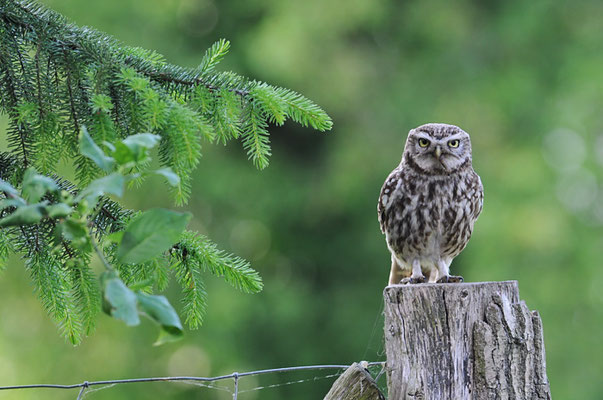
400, 276, 426, 285
436, 275, 464, 284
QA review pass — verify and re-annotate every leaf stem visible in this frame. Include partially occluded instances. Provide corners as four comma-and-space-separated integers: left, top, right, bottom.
89, 233, 113, 271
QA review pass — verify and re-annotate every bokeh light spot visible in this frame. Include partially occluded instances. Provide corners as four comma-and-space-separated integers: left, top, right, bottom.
229, 220, 271, 261
167, 345, 211, 377
542, 129, 586, 173
555, 169, 598, 213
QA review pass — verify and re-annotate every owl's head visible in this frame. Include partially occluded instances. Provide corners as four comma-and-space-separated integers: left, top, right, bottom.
403, 123, 473, 174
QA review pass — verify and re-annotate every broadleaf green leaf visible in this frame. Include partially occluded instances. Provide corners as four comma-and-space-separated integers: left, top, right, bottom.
154, 329, 183, 346
57, 219, 91, 251
102, 141, 116, 153
75, 173, 125, 207
136, 292, 183, 345
154, 167, 180, 187
21, 168, 58, 203
0, 198, 26, 211
112, 133, 161, 165
105, 230, 124, 244
123, 133, 161, 149
102, 275, 140, 326
112, 142, 136, 165
0, 179, 19, 197
0, 204, 45, 227
117, 208, 191, 264
46, 203, 73, 219
79, 126, 115, 172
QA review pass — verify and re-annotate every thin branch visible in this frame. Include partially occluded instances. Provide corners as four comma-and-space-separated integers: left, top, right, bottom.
62, 241, 75, 259
99, 206, 118, 221
138, 67, 249, 97
65, 65, 80, 137
10, 33, 27, 77
0, 53, 30, 167
89, 233, 112, 272
35, 41, 45, 120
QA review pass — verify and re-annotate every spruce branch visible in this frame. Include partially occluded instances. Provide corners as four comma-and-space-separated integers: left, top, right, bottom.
174, 231, 263, 294
0, 0, 333, 343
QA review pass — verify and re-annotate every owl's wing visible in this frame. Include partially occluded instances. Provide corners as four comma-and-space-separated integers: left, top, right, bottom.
469, 172, 484, 221
378, 169, 400, 234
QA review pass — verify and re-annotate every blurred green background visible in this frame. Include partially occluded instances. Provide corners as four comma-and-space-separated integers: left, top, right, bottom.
1, 0, 602, 398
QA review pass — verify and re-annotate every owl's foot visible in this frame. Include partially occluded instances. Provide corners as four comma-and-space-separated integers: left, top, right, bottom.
436, 275, 464, 284
400, 276, 426, 284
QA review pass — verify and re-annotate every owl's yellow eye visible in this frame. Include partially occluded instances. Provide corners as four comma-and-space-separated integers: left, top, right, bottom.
418, 138, 430, 148
448, 139, 460, 148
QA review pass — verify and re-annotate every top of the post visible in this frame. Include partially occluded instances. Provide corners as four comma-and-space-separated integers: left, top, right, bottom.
385, 280, 518, 290
384, 280, 520, 303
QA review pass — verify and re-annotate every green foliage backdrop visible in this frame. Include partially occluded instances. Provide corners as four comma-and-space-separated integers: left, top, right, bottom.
1, 0, 602, 399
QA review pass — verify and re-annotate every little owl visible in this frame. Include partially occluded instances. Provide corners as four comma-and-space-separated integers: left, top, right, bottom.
378, 123, 483, 285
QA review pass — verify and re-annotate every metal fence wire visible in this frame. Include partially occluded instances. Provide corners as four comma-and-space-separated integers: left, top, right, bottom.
0, 362, 385, 399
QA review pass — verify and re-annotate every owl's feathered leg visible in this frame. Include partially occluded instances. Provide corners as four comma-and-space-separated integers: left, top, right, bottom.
427, 268, 439, 283
435, 259, 463, 283
400, 259, 426, 284
388, 256, 409, 285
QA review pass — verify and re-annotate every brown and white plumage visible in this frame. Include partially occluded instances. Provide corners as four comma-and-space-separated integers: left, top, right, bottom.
378, 123, 483, 284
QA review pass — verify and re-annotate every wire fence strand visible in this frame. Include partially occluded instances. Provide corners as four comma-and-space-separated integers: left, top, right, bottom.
0, 362, 385, 399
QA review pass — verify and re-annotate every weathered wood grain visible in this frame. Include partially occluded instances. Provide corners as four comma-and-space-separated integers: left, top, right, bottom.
324, 362, 385, 400
383, 281, 551, 400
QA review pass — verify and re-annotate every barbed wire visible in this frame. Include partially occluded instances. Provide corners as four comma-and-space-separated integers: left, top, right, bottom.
0, 361, 385, 399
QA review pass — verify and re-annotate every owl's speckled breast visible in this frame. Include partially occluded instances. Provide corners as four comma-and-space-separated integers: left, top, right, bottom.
379, 166, 482, 267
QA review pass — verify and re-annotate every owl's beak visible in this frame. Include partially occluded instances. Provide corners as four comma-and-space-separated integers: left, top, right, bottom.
434, 146, 442, 160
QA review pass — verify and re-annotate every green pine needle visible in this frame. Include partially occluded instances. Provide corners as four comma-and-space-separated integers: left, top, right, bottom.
0, 0, 331, 343
199, 39, 231, 74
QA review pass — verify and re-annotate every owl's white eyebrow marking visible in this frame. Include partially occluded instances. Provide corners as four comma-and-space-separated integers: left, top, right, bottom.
443, 134, 464, 141
414, 130, 431, 136
414, 132, 433, 141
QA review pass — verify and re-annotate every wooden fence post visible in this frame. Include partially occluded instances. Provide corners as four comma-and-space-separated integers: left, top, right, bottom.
324, 362, 385, 400
383, 281, 551, 399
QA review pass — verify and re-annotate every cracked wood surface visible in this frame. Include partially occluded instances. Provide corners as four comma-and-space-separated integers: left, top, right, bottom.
383, 281, 551, 399
323, 362, 385, 400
